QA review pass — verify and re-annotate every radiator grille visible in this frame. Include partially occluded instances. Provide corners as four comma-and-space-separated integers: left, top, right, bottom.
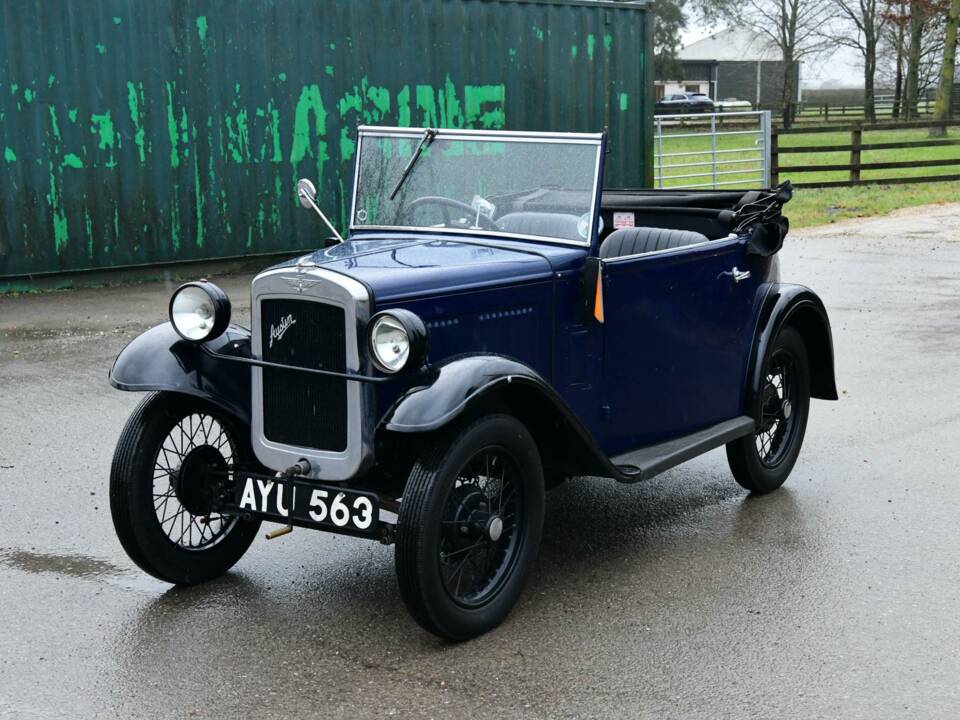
260, 298, 348, 452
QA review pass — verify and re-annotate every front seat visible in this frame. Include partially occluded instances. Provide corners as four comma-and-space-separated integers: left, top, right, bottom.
497, 212, 582, 240
598, 227, 708, 259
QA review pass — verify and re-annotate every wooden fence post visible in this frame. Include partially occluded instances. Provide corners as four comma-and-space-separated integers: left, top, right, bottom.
770, 126, 779, 186
850, 123, 862, 183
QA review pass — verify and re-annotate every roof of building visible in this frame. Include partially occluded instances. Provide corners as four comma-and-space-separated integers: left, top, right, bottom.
678, 27, 779, 62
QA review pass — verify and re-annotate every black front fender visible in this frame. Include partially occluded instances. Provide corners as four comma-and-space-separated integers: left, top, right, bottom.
749, 284, 839, 408
109, 323, 253, 424
381, 355, 621, 479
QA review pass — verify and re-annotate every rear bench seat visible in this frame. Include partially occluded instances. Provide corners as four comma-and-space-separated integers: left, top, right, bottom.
598, 227, 708, 259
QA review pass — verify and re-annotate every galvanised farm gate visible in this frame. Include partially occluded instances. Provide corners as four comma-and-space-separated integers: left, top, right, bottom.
0, 0, 652, 287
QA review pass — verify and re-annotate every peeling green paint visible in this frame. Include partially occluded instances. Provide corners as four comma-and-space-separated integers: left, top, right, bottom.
91, 111, 118, 167
532, 25, 544, 41
196, 16, 208, 48
46, 107, 69, 253
619, 93, 628, 111
325, 65, 334, 77
112, 16, 122, 25
604, 34, 612, 52
290, 84, 329, 185
47, 75, 56, 88
193, 152, 204, 247
63, 153, 84, 169
23, 88, 35, 103
263, 100, 282, 162
278, 72, 287, 82
465, 85, 506, 128
84, 208, 94, 258
224, 102, 250, 163
4, 147, 16, 163
96, 43, 106, 55
570, 45, 577, 58
126, 82, 146, 163
165, 81, 181, 168
587, 34, 596, 60
397, 86, 411, 126
67, 108, 78, 122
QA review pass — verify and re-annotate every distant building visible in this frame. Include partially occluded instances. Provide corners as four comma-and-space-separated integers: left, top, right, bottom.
656, 28, 801, 108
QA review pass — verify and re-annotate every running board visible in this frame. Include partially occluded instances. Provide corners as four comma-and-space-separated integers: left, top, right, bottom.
611, 416, 755, 483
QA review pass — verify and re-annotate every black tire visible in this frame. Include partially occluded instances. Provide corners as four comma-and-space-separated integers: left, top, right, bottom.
110, 392, 260, 584
727, 326, 811, 494
396, 415, 545, 641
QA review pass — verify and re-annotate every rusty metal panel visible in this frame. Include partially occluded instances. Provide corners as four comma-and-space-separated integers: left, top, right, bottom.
0, 0, 651, 282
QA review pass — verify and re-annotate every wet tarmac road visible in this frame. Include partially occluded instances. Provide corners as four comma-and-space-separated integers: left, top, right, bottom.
2, 206, 960, 718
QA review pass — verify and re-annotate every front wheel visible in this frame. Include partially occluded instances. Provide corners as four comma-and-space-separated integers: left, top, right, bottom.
110, 392, 261, 584
726, 327, 811, 494
395, 415, 545, 640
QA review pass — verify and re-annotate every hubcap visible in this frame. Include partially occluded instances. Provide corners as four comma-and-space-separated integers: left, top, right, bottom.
486, 516, 504, 542
173, 445, 226, 516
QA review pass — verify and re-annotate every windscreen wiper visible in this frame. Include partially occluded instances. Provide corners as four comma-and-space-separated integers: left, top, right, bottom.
389, 128, 437, 200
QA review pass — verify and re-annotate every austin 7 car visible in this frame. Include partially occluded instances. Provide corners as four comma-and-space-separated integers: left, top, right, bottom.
109, 126, 837, 640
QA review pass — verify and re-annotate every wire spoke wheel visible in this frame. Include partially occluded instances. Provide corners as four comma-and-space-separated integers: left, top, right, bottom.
153, 412, 238, 550
755, 350, 798, 469
438, 447, 523, 607
726, 327, 810, 495
111, 392, 261, 585
396, 414, 545, 640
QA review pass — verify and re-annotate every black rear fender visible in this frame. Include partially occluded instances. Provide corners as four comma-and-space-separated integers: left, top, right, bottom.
109, 323, 253, 424
749, 284, 838, 411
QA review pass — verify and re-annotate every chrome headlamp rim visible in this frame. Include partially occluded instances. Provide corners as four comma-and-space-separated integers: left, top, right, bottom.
367, 309, 429, 375
168, 280, 232, 343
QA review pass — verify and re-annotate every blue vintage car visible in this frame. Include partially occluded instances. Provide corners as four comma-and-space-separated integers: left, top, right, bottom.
109, 126, 837, 640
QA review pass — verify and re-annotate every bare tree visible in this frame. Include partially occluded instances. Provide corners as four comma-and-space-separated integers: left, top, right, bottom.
931, 0, 960, 134
830, 0, 889, 121
725, 0, 836, 127
878, 0, 948, 116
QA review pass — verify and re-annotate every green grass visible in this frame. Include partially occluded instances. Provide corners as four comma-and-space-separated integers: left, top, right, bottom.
653, 123, 960, 227
786, 181, 960, 228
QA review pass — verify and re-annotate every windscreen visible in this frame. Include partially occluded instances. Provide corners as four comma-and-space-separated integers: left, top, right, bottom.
351, 131, 602, 245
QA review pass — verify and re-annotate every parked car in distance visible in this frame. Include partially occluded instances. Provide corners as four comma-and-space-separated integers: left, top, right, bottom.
655, 92, 716, 114
108, 126, 837, 641
715, 98, 753, 112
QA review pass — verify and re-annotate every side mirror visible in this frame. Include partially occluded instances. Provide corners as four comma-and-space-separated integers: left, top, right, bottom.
297, 178, 318, 209
295, 178, 344, 243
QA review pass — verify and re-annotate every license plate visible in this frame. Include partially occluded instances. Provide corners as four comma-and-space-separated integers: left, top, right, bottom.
236, 476, 379, 535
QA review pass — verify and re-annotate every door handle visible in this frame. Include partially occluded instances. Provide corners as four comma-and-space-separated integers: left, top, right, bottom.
720, 267, 751, 283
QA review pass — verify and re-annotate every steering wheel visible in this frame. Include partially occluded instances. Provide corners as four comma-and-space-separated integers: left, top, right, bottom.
404, 195, 498, 230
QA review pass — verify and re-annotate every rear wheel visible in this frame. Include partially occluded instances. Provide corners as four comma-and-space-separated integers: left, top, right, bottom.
395, 415, 545, 640
110, 392, 260, 584
726, 327, 811, 494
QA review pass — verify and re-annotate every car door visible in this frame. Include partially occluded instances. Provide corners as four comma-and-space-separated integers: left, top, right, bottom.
598, 236, 760, 455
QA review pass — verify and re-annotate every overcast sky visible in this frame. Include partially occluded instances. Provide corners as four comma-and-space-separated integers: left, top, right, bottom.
680, 23, 864, 88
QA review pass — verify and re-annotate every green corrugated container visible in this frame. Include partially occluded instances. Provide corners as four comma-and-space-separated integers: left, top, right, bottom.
0, 0, 652, 285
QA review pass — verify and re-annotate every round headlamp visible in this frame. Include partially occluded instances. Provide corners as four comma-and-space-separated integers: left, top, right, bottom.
368, 310, 428, 374
168, 281, 231, 342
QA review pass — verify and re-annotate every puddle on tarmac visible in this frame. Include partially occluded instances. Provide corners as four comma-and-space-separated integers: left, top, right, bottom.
0, 547, 125, 579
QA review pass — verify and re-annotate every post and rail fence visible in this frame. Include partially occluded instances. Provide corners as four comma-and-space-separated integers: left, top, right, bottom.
771, 120, 960, 189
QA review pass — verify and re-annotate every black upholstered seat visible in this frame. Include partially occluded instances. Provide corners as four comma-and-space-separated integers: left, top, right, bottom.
598, 226, 709, 259
496, 212, 581, 240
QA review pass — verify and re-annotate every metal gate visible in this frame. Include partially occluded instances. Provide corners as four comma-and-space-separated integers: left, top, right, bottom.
653, 111, 772, 189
